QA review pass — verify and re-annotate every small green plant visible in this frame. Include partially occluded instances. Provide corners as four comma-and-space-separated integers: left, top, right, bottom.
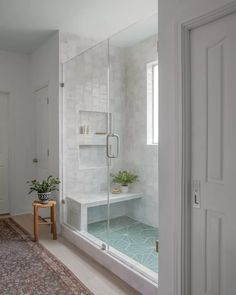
27, 176, 60, 195
111, 170, 138, 186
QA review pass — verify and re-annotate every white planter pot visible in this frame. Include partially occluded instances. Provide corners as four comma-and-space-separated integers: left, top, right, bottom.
120, 185, 129, 193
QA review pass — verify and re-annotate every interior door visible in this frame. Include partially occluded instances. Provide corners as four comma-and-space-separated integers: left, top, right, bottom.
0, 92, 9, 214
191, 13, 236, 295
35, 86, 50, 180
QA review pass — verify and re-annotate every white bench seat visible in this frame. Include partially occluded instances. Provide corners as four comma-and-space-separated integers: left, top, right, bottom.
66, 192, 143, 231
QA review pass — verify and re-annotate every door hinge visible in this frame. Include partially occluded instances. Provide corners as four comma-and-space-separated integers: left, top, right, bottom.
101, 243, 106, 251
47, 96, 49, 104
156, 240, 159, 252
61, 199, 66, 205
60, 82, 65, 88
47, 148, 50, 157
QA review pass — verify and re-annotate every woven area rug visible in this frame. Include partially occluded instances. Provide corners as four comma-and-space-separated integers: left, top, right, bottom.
0, 218, 93, 295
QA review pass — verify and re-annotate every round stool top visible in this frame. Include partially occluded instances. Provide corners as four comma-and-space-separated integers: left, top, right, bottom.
32, 200, 56, 208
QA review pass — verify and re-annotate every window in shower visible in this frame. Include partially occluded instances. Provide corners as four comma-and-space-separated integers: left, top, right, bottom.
147, 61, 158, 145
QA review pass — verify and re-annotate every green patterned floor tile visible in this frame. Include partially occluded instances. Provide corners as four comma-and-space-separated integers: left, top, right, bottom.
88, 216, 159, 273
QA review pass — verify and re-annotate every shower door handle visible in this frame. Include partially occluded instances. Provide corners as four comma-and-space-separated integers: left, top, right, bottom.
106, 134, 119, 158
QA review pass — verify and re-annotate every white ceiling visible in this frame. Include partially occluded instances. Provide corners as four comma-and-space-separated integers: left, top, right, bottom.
0, 0, 158, 54
110, 13, 158, 48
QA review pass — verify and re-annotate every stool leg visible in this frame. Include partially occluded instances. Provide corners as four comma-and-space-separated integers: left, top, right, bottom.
52, 204, 57, 240
50, 206, 53, 234
34, 206, 39, 242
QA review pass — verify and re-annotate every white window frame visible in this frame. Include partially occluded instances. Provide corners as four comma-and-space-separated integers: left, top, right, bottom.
147, 61, 158, 145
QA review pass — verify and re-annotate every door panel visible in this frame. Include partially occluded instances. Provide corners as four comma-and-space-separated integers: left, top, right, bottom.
0, 92, 9, 214
35, 86, 50, 180
191, 13, 236, 295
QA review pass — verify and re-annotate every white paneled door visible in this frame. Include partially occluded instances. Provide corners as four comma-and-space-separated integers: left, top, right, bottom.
0, 92, 9, 214
191, 12, 236, 295
35, 86, 50, 181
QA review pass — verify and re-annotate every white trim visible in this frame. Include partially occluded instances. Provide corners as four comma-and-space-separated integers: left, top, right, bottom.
177, 2, 236, 295
0, 91, 10, 214
147, 61, 158, 145
59, 63, 65, 226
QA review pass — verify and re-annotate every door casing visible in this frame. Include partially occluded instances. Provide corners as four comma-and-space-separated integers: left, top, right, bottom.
34, 84, 50, 181
177, 2, 236, 295
0, 92, 9, 214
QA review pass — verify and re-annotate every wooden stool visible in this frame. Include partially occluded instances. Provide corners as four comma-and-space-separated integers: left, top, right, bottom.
32, 200, 57, 242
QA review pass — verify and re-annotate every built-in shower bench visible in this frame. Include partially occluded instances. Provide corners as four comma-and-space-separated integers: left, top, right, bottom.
66, 192, 142, 231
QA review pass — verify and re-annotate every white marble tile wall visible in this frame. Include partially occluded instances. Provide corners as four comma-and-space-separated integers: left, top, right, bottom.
61, 35, 127, 223
60, 32, 96, 64
63, 40, 108, 194
124, 35, 158, 228
61, 33, 158, 228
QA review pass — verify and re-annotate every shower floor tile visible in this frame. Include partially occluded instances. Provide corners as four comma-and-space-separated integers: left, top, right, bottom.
88, 216, 159, 273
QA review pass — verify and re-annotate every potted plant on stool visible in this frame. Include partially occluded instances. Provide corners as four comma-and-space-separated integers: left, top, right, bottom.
111, 170, 138, 193
27, 176, 60, 204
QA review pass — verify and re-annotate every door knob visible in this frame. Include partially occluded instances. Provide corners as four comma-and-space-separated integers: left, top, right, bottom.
33, 158, 38, 163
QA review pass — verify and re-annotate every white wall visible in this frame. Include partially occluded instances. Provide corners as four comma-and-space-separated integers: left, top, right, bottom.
159, 0, 232, 294
125, 35, 158, 228
30, 32, 60, 181
0, 50, 35, 214
29, 33, 60, 219
0, 33, 60, 215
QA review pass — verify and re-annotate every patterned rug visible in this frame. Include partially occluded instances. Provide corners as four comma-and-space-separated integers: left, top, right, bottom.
0, 218, 93, 295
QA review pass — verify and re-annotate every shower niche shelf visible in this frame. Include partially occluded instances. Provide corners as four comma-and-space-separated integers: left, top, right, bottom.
78, 110, 112, 169
79, 110, 112, 144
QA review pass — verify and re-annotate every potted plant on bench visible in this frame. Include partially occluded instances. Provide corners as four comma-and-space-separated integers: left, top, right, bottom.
27, 176, 60, 204
111, 170, 138, 193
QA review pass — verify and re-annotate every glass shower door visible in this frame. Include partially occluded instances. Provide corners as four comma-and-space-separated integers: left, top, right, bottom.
62, 40, 111, 250
62, 13, 159, 280
106, 14, 159, 279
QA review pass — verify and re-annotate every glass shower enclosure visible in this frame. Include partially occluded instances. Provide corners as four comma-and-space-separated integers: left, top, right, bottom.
62, 13, 158, 280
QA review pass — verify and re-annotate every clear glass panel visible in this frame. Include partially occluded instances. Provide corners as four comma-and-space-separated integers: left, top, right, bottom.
107, 13, 159, 279
62, 13, 159, 282
62, 40, 110, 248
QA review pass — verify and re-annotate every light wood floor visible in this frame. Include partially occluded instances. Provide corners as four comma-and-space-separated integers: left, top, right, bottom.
10, 214, 140, 295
